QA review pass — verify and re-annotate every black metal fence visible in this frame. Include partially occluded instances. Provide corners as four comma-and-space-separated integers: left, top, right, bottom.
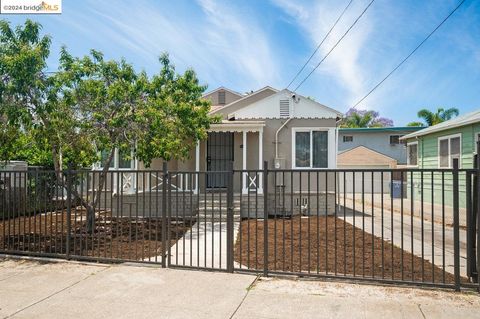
1, 160, 479, 291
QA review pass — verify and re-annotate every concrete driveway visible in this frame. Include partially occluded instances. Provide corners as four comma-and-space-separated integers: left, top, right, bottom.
0, 257, 479, 319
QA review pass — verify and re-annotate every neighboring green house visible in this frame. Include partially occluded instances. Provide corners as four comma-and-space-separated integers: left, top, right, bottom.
401, 109, 480, 209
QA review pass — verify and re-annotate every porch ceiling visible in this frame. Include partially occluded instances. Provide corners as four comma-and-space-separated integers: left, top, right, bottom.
208, 120, 265, 132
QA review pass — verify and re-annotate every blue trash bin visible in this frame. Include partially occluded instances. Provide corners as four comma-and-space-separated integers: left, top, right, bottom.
391, 180, 402, 198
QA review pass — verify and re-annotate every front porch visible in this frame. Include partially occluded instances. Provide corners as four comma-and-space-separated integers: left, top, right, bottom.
193, 120, 266, 195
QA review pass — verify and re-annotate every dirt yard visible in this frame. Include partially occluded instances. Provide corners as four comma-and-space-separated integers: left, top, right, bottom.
234, 216, 462, 284
0, 208, 192, 261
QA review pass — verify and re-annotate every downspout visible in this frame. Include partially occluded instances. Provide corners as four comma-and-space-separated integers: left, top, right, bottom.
275, 118, 292, 158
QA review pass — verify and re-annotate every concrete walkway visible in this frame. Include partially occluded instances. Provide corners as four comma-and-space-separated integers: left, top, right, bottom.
169, 221, 240, 270
339, 195, 468, 277
1, 258, 479, 319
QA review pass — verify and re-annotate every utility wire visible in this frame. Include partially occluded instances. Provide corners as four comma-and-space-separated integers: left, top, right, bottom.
293, 0, 375, 92
351, 0, 466, 108
286, 0, 355, 90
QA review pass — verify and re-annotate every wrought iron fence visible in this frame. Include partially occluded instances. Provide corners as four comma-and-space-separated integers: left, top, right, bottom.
0, 160, 479, 291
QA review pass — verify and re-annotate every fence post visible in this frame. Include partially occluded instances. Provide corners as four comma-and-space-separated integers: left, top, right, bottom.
65, 168, 72, 260
476, 141, 480, 290
263, 161, 269, 277
453, 158, 460, 291
226, 161, 234, 273
161, 162, 168, 268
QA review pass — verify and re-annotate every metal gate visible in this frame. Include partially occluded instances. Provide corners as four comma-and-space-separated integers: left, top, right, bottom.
1, 161, 480, 291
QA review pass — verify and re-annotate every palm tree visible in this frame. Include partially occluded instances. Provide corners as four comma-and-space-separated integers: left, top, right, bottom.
414, 107, 459, 126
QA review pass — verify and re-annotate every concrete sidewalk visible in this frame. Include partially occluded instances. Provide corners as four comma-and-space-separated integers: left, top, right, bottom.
0, 258, 479, 319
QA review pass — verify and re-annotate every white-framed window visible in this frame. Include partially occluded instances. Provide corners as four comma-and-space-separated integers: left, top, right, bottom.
407, 142, 418, 166
438, 134, 461, 168
98, 148, 134, 170
389, 135, 402, 145
343, 135, 353, 143
292, 128, 329, 169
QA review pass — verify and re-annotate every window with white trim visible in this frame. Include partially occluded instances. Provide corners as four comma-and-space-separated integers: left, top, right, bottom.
294, 129, 328, 168
99, 149, 133, 169
407, 142, 418, 166
438, 135, 461, 168
389, 135, 402, 145
343, 135, 353, 142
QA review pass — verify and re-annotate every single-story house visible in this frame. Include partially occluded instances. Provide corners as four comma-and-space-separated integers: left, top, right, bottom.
99, 86, 343, 217
401, 109, 480, 209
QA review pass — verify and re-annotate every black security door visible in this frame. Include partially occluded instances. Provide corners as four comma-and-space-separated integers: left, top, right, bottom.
206, 132, 234, 188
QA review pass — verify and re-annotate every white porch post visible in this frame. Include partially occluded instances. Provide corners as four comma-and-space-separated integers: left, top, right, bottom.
194, 141, 200, 194
242, 130, 248, 194
258, 129, 263, 194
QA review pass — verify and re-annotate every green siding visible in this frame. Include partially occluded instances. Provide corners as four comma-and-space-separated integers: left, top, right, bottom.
405, 123, 480, 208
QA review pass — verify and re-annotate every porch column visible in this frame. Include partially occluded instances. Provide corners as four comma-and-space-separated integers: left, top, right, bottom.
258, 129, 263, 194
194, 141, 200, 194
242, 130, 248, 194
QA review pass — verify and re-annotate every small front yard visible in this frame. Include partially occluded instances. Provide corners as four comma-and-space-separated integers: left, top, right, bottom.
234, 216, 460, 284
0, 208, 192, 261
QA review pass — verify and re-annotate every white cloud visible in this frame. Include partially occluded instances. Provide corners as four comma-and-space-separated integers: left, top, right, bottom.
271, 0, 375, 107
59, 0, 280, 92
195, 0, 281, 89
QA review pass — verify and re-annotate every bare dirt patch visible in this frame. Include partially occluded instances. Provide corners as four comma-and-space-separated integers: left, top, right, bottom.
234, 216, 462, 284
0, 208, 192, 261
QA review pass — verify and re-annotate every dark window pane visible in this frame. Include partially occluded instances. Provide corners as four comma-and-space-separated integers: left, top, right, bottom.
439, 139, 449, 168
100, 150, 114, 168
343, 135, 353, 142
390, 135, 400, 145
313, 131, 328, 168
118, 149, 132, 169
295, 132, 310, 167
408, 144, 417, 166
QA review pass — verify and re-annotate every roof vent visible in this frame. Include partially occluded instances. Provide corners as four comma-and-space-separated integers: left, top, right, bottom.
279, 99, 290, 118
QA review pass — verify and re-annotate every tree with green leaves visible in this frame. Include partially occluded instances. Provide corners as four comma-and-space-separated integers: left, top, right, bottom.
340, 108, 393, 128
1, 19, 216, 232
407, 107, 459, 127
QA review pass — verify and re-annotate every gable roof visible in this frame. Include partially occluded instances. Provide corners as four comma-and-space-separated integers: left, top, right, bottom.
401, 109, 480, 140
209, 86, 278, 115
338, 146, 397, 167
229, 88, 342, 119
202, 86, 244, 99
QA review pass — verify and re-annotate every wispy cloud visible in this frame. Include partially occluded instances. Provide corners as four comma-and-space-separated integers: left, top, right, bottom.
58, 0, 280, 92
195, 0, 281, 90
271, 0, 375, 106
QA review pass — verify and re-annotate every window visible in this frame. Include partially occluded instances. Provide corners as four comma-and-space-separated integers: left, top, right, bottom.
343, 135, 353, 143
438, 134, 461, 168
407, 142, 418, 166
279, 99, 290, 118
294, 129, 329, 168
218, 91, 226, 105
389, 135, 402, 145
99, 149, 133, 169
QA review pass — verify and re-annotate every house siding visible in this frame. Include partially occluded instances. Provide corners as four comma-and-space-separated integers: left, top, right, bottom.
338, 128, 421, 165
405, 123, 480, 209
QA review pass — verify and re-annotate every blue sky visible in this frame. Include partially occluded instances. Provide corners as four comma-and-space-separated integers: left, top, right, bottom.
3, 0, 480, 125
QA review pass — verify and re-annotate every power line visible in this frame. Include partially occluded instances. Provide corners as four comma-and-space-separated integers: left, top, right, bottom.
293, 0, 375, 92
286, 0, 355, 90
351, 0, 467, 109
